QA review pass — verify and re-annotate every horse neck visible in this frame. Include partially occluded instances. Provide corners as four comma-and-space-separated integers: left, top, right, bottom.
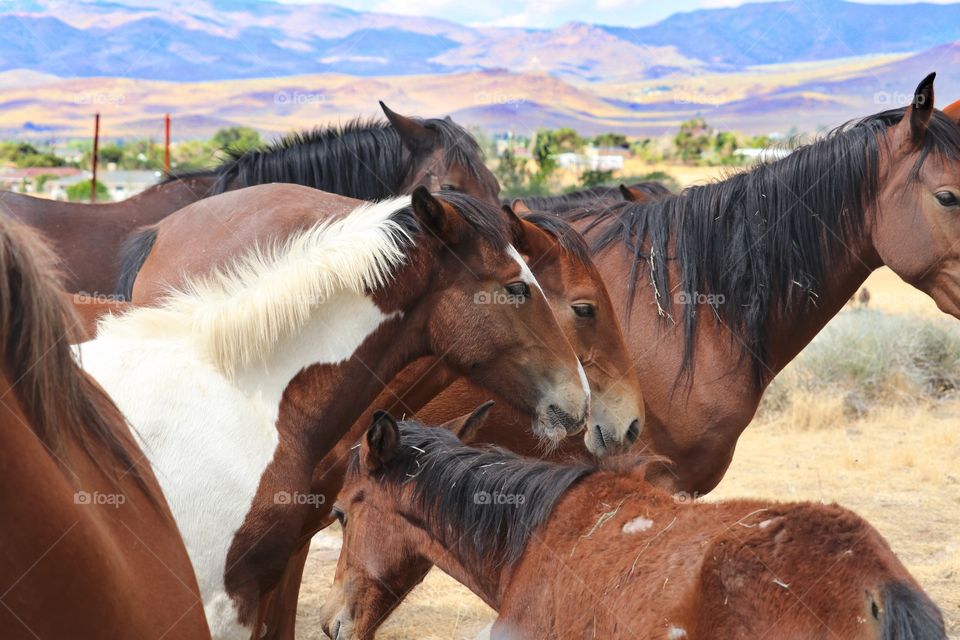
396, 491, 512, 609
238, 258, 435, 456
762, 235, 881, 376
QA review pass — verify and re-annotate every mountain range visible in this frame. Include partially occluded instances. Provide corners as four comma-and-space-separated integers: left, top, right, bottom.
0, 0, 957, 137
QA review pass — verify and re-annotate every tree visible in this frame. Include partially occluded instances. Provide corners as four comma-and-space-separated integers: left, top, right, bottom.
674, 118, 712, 164
580, 169, 614, 188
211, 126, 262, 153
0, 141, 65, 168
593, 132, 628, 149
97, 143, 124, 165
66, 179, 109, 202
531, 129, 559, 183
495, 148, 527, 195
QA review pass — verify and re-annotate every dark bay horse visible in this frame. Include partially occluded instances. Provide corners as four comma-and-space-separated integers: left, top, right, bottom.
321, 411, 946, 640
552, 74, 960, 494
0, 103, 499, 295
77, 184, 588, 638
0, 217, 210, 639
510, 180, 670, 213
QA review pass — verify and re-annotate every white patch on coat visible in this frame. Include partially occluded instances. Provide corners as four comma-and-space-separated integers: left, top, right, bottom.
622, 516, 655, 534
506, 244, 543, 292
668, 626, 688, 639
77, 198, 414, 640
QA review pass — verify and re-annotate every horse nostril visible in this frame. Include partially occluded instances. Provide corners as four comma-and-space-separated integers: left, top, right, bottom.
626, 419, 641, 444
547, 404, 584, 435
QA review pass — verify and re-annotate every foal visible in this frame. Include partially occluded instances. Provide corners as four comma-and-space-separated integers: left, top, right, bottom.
322, 411, 946, 640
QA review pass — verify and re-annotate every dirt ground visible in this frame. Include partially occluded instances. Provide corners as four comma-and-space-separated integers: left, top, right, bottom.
294, 269, 958, 639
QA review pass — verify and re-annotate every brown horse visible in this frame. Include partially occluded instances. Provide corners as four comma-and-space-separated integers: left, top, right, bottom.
78, 184, 589, 638
321, 410, 946, 640
508, 180, 670, 213
0, 103, 498, 295
508, 74, 960, 495
254, 211, 645, 640
0, 217, 210, 639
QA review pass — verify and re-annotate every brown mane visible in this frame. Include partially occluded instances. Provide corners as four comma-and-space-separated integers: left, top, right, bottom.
0, 217, 146, 487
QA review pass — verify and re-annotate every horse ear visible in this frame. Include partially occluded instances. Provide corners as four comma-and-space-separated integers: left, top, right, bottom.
380, 101, 436, 154
619, 184, 636, 201
507, 209, 556, 261
902, 72, 936, 145
364, 410, 400, 471
502, 203, 527, 247
412, 186, 462, 245
510, 198, 531, 214
440, 400, 495, 444
943, 99, 960, 126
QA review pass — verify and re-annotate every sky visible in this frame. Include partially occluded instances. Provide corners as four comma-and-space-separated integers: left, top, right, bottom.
275, 0, 959, 28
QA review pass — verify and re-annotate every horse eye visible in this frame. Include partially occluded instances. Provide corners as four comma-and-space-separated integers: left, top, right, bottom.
440, 184, 457, 192
573, 303, 596, 318
505, 282, 530, 299
332, 507, 347, 528
935, 191, 959, 207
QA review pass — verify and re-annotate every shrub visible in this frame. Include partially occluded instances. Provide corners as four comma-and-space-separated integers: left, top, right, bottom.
759, 309, 960, 425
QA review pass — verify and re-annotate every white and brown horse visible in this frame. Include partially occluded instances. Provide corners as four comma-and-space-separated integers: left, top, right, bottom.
76, 184, 589, 638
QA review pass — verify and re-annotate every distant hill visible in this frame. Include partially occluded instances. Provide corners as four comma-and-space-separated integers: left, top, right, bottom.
0, 0, 957, 80
602, 0, 960, 67
0, 0, 957, 137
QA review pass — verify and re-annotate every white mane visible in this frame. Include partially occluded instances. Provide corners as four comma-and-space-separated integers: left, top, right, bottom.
99, 196, 414, 375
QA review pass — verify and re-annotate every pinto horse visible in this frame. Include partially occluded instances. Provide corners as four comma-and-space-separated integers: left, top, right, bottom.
550, 74, 960, 494
0, 217, 210, 639
76, 184, 589, 639
321, 410, 946, 640
0, 103, 498, 295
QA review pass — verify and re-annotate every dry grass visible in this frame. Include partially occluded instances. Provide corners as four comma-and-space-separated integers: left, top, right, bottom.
294, 282, 959, 640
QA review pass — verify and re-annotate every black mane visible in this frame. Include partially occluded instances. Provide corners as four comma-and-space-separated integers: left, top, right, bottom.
512, 181, 671, 213
349, 421, 592, 574
168, 116, 490, 200
564, 108, 960, 385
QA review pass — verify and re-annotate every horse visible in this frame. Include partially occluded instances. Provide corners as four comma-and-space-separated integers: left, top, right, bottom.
0, 103, 499, 295
75, 184, 589, 639
254, 211, 645, 640
546, 74, 960, 494
509, 181, 671, 213
0, 217, 210, 639
320, 410, 946, 640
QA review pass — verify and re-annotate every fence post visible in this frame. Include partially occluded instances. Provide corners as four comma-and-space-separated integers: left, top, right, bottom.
91, 112, 100, 203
